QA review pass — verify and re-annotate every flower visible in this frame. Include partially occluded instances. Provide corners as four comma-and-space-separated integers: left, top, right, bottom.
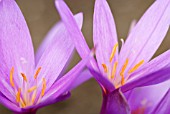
0, 0, 92, 113
55, 0, 170, 113
129, 80, 170, 114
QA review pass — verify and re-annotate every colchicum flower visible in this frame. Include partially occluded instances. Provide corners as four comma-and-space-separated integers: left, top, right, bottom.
0, 0, 92, 113
129, 80, 170, 114
56, 0, 170, 113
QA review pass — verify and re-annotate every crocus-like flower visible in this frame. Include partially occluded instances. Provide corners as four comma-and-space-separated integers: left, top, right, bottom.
55, 0, 170, 113
0, 0, 92, 114
129, 80, 170, 114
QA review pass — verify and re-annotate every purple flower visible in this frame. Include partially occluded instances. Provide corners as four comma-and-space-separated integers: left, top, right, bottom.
55, 0, 170, 113
0, 0, 92, 113
128, 80, 170, 114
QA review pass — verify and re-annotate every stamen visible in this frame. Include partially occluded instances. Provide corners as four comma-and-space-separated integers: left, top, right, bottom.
34, 67, 42, 79
120, 58, 129, 77
128, 60, 144, 74
20, 100, 26, 108
41, 78, 46, 97
21, 73, 28, 82
121, 76, 125, 85
16, 88, 21, 103
102, 64, 108, 73
28, 86, 37, 93
31, 91, 37, 105
10, 67, 15, 87
109, 43, 118, 62
111, 61, 118, 79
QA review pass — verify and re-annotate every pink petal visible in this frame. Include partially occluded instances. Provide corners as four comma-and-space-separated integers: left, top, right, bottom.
35, 13, 83, 64
93, 0, 118, 74
41, 52, 93, 103
127, 80, 169, 113
55, 0, 115, 91
0, 0, 34, 100
121, 50, 170, 92
34, 22, 75, 93
118, 0, 170, 75
69, 69, 92, 90
152, 87, 170, 114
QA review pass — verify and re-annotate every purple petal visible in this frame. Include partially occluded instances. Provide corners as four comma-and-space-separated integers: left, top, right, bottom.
121, 50, 170, 92
55, 0, 115, 91
0, 0, 34, 101
151, 88, 170, 114
40, 52, 93, 103
35, 13, 83, 64
118, 0, 170, 74
23, 92, 71, 112
93, 0, 118, 74
126, 80, 170, 113
0, 92, 21, 112
69, 69, 92, 91
33, 14, 83, 93
55, 0, 91, 58
101, 89, 130, 114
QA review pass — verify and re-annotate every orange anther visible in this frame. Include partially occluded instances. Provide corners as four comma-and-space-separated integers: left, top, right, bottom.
21, 73, 28, 82
10, 67, 15, 87
120, 58, 129, 77
41, 78, 46, 97
34, 67, 42, 79
111, 61, 118, 79
27, 86, 37, 93
128, 60, 144, 74
102, 64, 108, 73
110, 43, 118, 62
16, 88, 21, 103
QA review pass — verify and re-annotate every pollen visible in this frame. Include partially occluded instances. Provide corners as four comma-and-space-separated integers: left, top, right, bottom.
128, 60, 144, 74
110, 43, 118, 62
21, 73, 28, 82
102, 64, 108, 73
10, 67, 15, 87
16, 88, 21, 103
28, 86, 37, 93
41, 78, 46, 97
34, 67, 42, 79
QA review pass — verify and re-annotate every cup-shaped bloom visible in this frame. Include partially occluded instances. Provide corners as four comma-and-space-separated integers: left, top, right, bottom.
0, 0, 92, 113
55, 0, 170, 113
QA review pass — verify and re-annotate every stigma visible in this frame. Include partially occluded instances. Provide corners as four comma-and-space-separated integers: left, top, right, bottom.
102, 43, 144, 88
9, 67, 46, 108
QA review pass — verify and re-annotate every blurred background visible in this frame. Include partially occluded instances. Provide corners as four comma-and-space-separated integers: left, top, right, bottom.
0, 0, 170, 114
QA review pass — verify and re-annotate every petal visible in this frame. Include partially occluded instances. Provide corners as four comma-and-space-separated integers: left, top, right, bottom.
55, 0, 91, 59
23, 92, 71, 112
93, 0, 118, 74
118, 0, 170, 74
0, 0, 34, 100
126, 80, 170, 113
35, 12, 83, 64
69, 69, 92, 91
40, 51, 93, 103
101, 89, 130, 114
55, 0, 115, 91
0, 92, 21, 112
34, 35, 73, 91
151, 88, 170, 114
121, 50, 170, 92
33, 14, 83, 91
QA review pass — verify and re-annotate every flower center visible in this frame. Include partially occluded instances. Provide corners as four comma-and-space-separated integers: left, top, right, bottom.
102, 43, 144, 88
10, 67, 46, 108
